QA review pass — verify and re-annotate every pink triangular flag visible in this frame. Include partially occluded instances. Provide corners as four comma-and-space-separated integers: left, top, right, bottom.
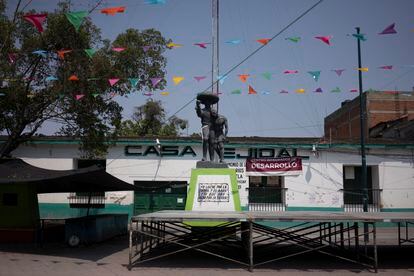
379, 65, 393, 70
23, 13, 47, 33
379, 23, 397, 35
332, 69, 345, 76
350, 89, 358, 93
315, 36, 332, 45
8, 53, 17, 64
151, 77, 162, 87
109, 78, 120, 86
143, 92, 153, 96
194, 76, 206, 82
112, 47, 126, 52
194, 42, 210, 49
75, 94, 85, 100
284, 70, 298, 74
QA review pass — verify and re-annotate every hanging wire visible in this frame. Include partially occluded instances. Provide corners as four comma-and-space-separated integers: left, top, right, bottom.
164, 0, 325, 123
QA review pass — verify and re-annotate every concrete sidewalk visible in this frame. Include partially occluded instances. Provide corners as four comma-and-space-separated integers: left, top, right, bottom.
0, 228, 413, 276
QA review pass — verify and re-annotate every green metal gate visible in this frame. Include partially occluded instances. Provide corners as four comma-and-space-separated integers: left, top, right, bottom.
133, 181, 187, 215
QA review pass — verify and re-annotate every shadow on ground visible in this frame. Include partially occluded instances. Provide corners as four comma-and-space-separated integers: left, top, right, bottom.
0, 234, 128, 263
1, 236, 414, 273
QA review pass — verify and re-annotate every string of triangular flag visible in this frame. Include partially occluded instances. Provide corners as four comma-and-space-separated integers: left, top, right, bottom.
22, 10, 401, 45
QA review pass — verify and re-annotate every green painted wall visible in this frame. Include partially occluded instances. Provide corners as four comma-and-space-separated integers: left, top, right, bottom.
0, 183, 39, 228
286, 206, 344, 212
39, 203, 134, 220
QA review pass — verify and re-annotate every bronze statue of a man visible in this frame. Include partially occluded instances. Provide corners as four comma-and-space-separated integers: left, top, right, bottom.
195, 100, 213, 161
211, 109, 228, 163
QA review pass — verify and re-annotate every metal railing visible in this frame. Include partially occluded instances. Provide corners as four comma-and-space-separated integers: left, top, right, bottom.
341, 189, 382, 212
248, 187, 286, 211
68, 192, 106, 208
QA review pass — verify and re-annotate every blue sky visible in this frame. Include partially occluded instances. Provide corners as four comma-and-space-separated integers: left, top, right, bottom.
7, 0, 414, 137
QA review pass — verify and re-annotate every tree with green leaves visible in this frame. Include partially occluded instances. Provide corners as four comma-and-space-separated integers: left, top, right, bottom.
119, 100, 188, 137
0, 0, 169, 158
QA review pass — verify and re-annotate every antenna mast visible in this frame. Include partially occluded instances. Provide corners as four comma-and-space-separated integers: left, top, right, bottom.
212, 0, 219, 112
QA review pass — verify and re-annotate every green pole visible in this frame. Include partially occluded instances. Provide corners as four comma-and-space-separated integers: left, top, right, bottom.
356, 27, 368, 213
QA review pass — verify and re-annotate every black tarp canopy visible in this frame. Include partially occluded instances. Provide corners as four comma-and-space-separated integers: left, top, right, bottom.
0, 159, 136, 193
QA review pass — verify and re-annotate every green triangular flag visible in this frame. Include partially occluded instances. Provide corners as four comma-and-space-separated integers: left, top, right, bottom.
87, 77, 99, 81
231, 89, 241, 95
128, 78, 139, 87
285, 36, 301, 43
65, 11, 88, 32
308, 71, 321, 82
352, 33, 367, 41
92, 92, 100, 98
84, 48, 96, 58
331, 87, 341, 93
261, 72, 272, 80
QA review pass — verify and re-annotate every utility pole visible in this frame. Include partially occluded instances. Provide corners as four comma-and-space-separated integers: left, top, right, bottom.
356, 27, 368, 213
356, 27, 369, 243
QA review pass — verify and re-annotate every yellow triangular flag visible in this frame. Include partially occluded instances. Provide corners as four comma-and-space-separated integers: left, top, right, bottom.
172, 76, 184, 85
295, 88, 305, 93
357, 67, 369, 72
167, 42, 183, 48
160, 91, 170, 96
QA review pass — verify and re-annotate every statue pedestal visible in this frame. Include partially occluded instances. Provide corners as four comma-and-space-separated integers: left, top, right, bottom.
185, 165, 241, 227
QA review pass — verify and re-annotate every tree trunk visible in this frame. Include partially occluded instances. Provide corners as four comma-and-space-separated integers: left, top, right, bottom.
0, 135, 21, 158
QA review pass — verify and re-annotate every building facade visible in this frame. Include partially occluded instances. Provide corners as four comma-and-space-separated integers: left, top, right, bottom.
8, 136, 414, 219
324, 91, 414, 140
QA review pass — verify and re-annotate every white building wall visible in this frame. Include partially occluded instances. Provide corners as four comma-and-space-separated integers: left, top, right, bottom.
8, 142, 414, 210
379, 160, 414, 209
12, 144, 79, 204
283, 151, 343, 209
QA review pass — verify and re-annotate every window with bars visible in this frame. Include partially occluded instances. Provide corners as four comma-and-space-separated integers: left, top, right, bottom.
68, 159, 106, 208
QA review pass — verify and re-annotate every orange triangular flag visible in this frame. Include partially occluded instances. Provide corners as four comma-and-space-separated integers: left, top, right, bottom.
57, 49, 72, 59
257, 38, 271, 45
68, 75, 79, 81
248, 85, 257, 94
101, 6, 126, 15
238, 74, 250, 83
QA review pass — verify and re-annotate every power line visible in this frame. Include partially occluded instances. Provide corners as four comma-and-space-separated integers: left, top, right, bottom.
165, 0, 325, 122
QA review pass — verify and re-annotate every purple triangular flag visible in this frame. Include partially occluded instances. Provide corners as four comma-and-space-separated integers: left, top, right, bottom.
379, 23, 397, 35
151, 77, 162, 87
332, 69, 345, 76
143, 46, 151, 52
314, 87, 323, 93
194, 76, 206, 82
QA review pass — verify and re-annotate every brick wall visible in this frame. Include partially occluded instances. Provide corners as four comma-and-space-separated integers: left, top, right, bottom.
324, 91, 414, 139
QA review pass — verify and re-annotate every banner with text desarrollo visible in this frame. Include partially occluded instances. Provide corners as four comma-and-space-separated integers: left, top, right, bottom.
245, 157, 302, 176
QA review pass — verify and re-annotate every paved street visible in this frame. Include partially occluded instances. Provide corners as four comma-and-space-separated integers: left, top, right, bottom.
0, 227, 413, 276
